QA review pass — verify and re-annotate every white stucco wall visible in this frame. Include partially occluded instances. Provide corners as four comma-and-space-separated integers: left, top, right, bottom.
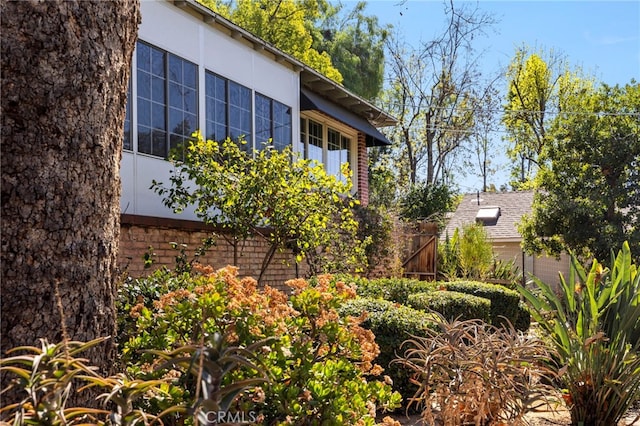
121, 0, 300, 220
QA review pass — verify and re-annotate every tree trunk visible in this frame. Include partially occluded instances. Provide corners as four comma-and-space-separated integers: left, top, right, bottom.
1, 0, 139, 405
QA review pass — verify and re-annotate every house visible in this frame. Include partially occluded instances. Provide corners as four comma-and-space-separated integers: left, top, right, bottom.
441, 191, 570, 287
118, 0, 396, 284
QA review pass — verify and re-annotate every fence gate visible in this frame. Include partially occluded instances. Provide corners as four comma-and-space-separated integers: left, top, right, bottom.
402, 222, 438, 281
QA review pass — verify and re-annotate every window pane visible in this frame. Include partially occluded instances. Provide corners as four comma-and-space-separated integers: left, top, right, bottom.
273, 101, 291, 151
152, 130, 167, 157
308, 119, 323, 163
255, 93, 271, 147
138, 99, 151, 127
137, 70, 151, 100
183, 61, 197, 89
169, 82, 182, 109
151, 49, 164, 77
300, 118, 307, 157
151, 102, 165, 130
138, 127, 151, 154
137, 42, 150, 72
327, 128, 341, 177
229, 81, 251, 148
168, 55, 182, 83
151, 75, 165, 103
205, 72, 227, 142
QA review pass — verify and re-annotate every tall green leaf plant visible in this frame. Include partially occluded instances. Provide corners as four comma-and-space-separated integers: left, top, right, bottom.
519, 241, 640, 426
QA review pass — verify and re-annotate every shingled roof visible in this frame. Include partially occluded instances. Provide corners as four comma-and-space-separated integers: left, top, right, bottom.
442, 191, 535, 242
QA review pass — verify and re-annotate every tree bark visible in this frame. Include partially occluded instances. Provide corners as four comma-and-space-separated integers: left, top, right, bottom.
1, 0, 139, 404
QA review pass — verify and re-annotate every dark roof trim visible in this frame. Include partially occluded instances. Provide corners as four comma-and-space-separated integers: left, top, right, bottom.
301, 89, 392, 147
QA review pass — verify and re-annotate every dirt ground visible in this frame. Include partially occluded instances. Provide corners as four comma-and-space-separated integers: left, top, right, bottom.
387, 400, 640, 425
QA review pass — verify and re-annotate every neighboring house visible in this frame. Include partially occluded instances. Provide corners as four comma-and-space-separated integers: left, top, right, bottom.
118, 0, 396, 284
441, 191, 570, 287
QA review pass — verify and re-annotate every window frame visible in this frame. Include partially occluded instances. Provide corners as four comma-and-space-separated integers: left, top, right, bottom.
135, 41, 199, 160
299, 112, 357, 188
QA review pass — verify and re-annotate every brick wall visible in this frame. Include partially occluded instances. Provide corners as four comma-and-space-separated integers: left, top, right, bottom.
118, 214, 308, 291
356, 132, 368, 206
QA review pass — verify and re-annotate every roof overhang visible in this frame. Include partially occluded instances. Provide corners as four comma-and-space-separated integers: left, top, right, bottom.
301, 89, 392, 147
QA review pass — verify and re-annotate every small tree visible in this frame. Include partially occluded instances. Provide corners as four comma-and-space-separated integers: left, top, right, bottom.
153, 133, 366, 282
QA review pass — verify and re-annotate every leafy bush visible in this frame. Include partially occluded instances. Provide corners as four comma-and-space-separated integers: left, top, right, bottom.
407, 291, 491, 323
513, 300, 532, 332
399, 181, 457, 223
152, 133, 367, 282
519, 242, 640, 425
441, 280, 523, 329
353, 203, 399, 277
352, 277, 436, 304
393, 314, 555, 425
338, 297, 437, 406
119, 266, 401, 424
350, 276, 527, 330
458, 224, 495, 280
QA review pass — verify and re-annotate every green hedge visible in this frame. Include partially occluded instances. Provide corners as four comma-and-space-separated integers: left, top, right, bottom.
353, 277, 437, 304
338, 297, 437, 407
439, 280, 523, 329
514, 300, 532, 331
334, 276, 529, 330
407, 291, 491, 324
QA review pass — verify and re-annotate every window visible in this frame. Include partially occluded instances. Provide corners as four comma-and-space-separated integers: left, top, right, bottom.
300, 118, 354, 185
205, 72, 252, 150
136, 42, 197, 158
307, 119, 323, 163
327, 129, 351, 183
255, 93, 292, 151
205, 73, 227, 142
228, 81, 251, 147
476, 206, 501, 225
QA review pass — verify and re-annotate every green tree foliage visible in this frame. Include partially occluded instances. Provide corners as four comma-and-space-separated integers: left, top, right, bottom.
311, 1, 389, 100
198, 0, 343, 83
152, 133, 367, 283
519, 82, 640, 263
399, 181, 457, 222
519, 242, 640, 425
438, 224, 496, 281
503, 46, 591, 189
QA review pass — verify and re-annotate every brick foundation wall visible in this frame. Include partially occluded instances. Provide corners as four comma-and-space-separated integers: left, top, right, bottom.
118, 214, 308, 291
357, 132, 368, 206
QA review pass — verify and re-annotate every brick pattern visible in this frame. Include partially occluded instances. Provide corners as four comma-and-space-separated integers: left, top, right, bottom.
357, 132, 368, 206
118, 216, 309, 291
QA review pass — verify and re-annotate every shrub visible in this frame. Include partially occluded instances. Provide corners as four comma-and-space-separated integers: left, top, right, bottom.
458, 223, 494, 280
519, 242, 640, 426
440, 280, 523, 329
393, 314, 555, 425
352, 277, 436, 304
513, 300, 532, 332
338, 297, 437, 406
407, 291, 491, 324
119, 266, 401, 424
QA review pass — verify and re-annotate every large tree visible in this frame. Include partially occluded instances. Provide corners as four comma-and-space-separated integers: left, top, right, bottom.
519, 81, 640, 263
311, 1, 389, 100
1, 0, 139, 397
380, 1, 495, 187
502, 46, 591, 189
198, 0, 343, 83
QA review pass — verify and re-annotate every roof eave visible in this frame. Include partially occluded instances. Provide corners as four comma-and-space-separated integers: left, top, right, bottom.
178, 0, 397, 128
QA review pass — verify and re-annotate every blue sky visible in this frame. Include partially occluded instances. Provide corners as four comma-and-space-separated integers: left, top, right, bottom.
348, 0, 640, 191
